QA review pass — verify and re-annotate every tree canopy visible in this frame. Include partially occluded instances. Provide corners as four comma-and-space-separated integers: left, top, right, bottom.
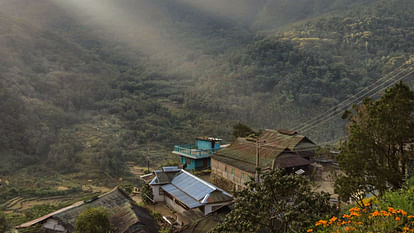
232, 123, 255, 138
212, 169, 335, 233
74, 207, 111, 233
335, 82, 414, 204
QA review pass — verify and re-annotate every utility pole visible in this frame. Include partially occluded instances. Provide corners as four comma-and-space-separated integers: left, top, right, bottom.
255, 139, 260, 182
147, 144, 150, 172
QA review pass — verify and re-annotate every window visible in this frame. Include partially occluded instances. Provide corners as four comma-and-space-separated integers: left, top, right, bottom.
231, 168, 234, 175
241, 173, 245, 181
159, 188, 164, 195
187, 158, 191, 165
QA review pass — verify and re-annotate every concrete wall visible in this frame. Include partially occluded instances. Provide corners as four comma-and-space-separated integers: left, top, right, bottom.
165, 195, 188, 214
194, 158, 210, 169
152, 185, 164, 202
211, 158, 253, 190
43, 219, 66, 232
196, 140, 221, 150
182, 157, 210, 170
181, 157, 196, 170
196, 140, 212, 150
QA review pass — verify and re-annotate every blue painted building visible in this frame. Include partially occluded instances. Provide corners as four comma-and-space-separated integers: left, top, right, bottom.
172, 137, 222, 170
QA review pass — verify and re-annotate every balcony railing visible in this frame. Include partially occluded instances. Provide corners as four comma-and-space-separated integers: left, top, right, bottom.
173, 144, 216, 158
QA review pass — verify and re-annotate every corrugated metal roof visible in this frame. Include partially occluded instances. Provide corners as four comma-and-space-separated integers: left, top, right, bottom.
171, 172, 216, 201
162, 166, 180, 172
162, 184, 202, 209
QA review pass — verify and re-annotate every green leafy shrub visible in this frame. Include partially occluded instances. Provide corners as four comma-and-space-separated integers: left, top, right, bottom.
74, 207, 111, 233
141, 183, 154, 205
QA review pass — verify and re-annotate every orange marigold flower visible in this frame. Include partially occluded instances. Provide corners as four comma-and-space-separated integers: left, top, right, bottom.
349, 207, 360, 212
371, 211, 380, 217
329, 216, 338, 223
315, 220, 328, 226
395, 217, 401, 221
408, 215, 414, 218
398, 209, 408, 216
364, 202, 371, 207
345, 226, 351, 231
350, 212, 361, 217
404, 227, 409, 231
307, 229, 313, 232
357, 222, 362, 225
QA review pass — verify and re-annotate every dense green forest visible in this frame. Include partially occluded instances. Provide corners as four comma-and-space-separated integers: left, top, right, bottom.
0, 0, 414, 194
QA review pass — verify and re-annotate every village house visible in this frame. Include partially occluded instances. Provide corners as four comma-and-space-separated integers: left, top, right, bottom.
172, 137, 224, 170
16, 187, 158, 233
211, 129, 317, 190
149, 167, 233, 220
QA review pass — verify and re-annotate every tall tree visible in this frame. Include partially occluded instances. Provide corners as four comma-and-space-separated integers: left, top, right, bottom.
335, 82, 414, 204
212, 169, 334, 233
74, 207, 111, 233
232, 123, 255, 138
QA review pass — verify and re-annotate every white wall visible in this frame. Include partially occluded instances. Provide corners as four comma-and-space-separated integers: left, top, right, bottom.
43, 218, 66, 232
152, 185, 164, 202
165, 195, 187, 214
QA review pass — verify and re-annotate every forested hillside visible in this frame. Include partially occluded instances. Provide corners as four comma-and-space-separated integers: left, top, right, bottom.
188, 0, 414, 141
0, 0, 414, 184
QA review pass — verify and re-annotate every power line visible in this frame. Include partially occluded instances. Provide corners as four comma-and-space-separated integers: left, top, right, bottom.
295, 61, 411, 130
296, 65, 412, 132
299, 68, 414, 133
299, 67, 414, 133
294, 61, 413, 132
295, 64, 414, 132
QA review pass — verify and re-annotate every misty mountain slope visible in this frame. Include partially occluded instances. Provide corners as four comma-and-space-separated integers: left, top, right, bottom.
1, 0, 414, 182
0, 11, 190, 178
188, 0, 414, 141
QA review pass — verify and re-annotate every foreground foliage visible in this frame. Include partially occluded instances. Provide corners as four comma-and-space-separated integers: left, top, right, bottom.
312, 176, 414, 232
211, 170, 335, 233
310, 205, 414, 233
336, 82, 414, 203
141, 183, 154, 205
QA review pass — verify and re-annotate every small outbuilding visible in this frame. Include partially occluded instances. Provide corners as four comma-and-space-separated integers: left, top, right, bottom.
149, 167, 233, 218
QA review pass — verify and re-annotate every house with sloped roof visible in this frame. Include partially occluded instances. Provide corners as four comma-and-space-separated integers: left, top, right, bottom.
149, 167, 232, 220
211, 129, 317, 190
16, 187, 158, 233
